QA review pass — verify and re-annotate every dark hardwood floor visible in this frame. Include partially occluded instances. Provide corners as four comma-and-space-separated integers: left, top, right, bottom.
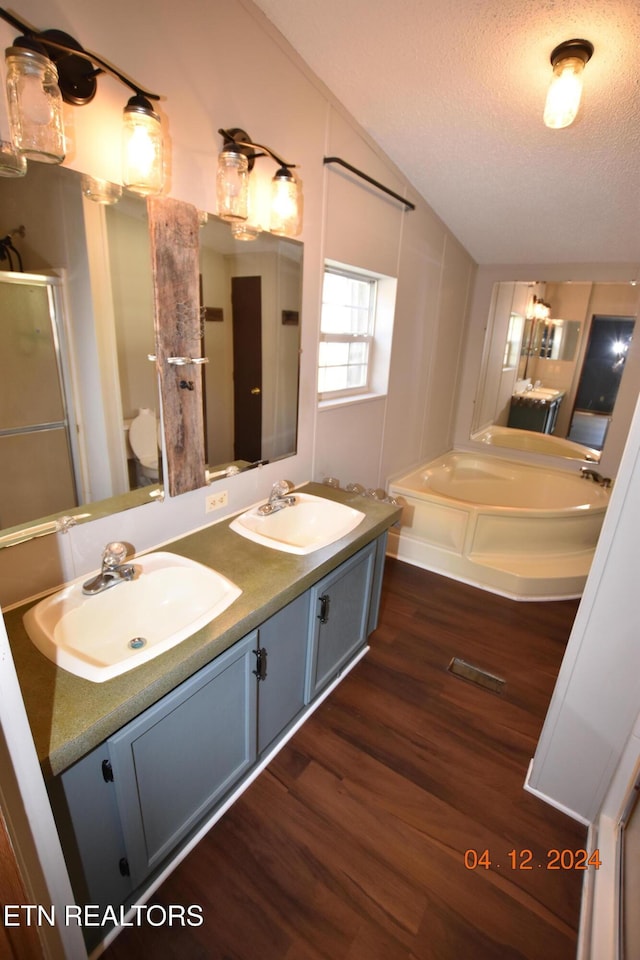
102, 558, 586, 960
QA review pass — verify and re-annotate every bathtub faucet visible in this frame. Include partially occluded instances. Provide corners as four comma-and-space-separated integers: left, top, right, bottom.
257, 480, 297, 515
580, 467, 612, 488
82, 542, 136, 596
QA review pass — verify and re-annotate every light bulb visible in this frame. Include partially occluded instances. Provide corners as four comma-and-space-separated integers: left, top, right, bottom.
543, 40, 593, 130
122, 96, 163, 197
270, 168, 299, 237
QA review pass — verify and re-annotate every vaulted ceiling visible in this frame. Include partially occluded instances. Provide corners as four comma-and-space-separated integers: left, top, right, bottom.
253, 0, 640, 267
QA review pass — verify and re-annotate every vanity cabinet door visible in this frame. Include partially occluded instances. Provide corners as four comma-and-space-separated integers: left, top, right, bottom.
108, 634, 257, 888
48, 746, 133, 950
257, 591, 311, 754
306, 541, 376, 702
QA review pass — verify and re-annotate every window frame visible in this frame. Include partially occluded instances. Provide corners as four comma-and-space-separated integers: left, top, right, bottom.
318, 266, 378, 401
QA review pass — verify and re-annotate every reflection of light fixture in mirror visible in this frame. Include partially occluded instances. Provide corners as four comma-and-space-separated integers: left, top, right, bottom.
81, 174, 122, 205
0, 6, 165, 195
529, 295, 551, 320
543, 39, 594, 129
0, 138, 27, 177
231, 220, 262, 241
217, 128, 301, 237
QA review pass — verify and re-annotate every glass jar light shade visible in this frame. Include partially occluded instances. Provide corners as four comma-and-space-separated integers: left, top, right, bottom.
216, 149, 249, 222
0, 139, 27, 177
5, 46, 65, 163
122, 98, 164, 197
543, 55, 586, 129
270, 168, 299, 237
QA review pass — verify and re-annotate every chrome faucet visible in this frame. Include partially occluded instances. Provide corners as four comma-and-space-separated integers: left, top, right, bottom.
82, 542, 136, 596
257, 480, 297, 515
580, 467, 612, 488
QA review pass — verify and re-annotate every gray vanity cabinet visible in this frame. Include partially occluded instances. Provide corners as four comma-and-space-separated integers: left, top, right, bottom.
306, 540, 377, 701
49, 533, 389, 941
107, 634, 257, 888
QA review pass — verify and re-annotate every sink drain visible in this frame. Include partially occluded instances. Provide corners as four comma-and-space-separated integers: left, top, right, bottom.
128, 637, 147, 650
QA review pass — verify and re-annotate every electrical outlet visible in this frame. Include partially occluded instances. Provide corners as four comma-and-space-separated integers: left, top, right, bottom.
205, 490, 228, 513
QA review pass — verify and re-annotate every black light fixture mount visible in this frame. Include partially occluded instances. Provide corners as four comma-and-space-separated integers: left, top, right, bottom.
217, 127, 301, 237
0, 6, 160, 108
549, 38, 594, 72
217, 127, 297, 176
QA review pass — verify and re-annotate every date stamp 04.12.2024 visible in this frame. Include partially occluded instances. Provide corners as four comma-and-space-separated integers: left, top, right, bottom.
464, 848, 602, 871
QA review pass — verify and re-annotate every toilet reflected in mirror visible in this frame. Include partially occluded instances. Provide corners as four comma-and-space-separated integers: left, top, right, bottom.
127, 408, 162, 486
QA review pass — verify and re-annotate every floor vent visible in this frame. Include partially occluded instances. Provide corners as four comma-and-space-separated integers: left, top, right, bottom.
448, 657, 505, 694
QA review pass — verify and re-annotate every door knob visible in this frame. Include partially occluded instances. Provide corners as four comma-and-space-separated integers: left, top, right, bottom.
250, 387, 261, 395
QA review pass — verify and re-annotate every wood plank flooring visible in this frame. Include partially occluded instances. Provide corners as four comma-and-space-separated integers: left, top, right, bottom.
102, 559, 586, 960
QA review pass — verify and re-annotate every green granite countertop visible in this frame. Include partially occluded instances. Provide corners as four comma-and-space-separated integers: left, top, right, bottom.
5, 483, 400, 777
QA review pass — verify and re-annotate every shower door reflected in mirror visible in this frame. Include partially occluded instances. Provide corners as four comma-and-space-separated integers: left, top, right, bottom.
0, 274, 77, 528
0, 162, 161, 541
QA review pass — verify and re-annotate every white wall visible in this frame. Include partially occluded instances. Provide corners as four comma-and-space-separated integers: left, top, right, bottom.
527, 388, 640, 823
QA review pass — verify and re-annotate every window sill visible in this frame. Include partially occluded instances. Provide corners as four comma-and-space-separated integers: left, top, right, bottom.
318, 392, 386, 411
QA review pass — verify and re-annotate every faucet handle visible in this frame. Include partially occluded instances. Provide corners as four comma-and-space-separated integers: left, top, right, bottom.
271, 480, 294, 498
102, 542, 128, 568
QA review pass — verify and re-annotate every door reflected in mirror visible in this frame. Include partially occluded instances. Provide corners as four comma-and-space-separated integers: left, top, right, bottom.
472, 281, 639, 464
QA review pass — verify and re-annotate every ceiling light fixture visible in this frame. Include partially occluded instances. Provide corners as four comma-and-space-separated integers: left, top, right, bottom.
543, 38, 594, 130
217, 128, 301, 238
0, 6, 165, 195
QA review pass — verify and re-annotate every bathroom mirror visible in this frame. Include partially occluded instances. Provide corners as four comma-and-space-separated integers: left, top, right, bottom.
471, 280, 639, 463
0, 164, 303, 543
198, 214, 302, 470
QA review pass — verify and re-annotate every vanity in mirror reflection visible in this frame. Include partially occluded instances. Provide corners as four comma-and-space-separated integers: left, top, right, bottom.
473, 280, 638, 463
0, 164, 302, 539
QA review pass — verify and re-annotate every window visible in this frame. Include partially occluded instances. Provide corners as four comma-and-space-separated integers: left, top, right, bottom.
318, 267, 377, 398
503, 312, 524, 369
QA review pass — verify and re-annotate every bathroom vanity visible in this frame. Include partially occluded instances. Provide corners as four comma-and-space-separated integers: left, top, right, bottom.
5, 483, 399, 949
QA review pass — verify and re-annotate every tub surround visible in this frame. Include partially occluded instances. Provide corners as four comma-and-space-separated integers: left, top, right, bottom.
6, 483, 400, 777
388, 452, 609, 601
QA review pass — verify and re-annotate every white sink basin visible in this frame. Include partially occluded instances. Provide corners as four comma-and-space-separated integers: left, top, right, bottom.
23, 552, 242, 683
229, 492, 365, 555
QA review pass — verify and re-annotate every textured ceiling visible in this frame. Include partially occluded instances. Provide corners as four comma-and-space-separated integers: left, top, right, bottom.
252, 0, 640, 266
